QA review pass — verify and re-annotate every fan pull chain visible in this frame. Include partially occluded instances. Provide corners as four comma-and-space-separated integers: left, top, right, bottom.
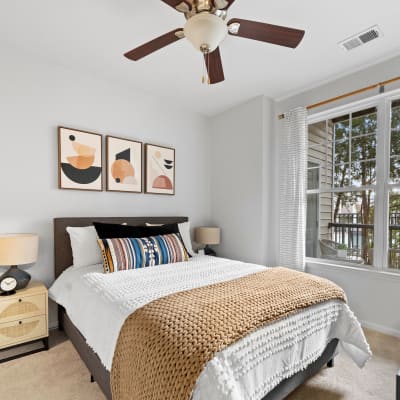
202, 56, 206, 84
201, 51, 211, 85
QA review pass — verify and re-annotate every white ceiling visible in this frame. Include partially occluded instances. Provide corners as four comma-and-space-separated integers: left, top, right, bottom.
1, 0, 400, 116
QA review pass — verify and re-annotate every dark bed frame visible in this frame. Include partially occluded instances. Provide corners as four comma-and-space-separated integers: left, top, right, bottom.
54, 217, 338, 400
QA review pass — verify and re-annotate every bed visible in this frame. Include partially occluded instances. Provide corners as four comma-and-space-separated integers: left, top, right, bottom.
51, 217, 370, 400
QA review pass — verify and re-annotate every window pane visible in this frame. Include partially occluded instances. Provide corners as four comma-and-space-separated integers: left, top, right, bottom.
333, 119, 350, 168
306, 190, 374, 265
390, 157, 400, 184
333, 116, 350, 141
306, 193, 319, 258
332, 107, 377, 189
392, 100, 400, 130
329, 191, 374, 265
351, 109, 377, 136
388, 190, 400, 270
390, 131, 400, 156
351, 135, 376, 161
307, 107, 377, 267
351, 160, 376, 186
335, 139, 349, 164
390, 100, 400, 183
334, 163, 350, 187
307, 163, 319, 190
350, 108, 377, 187
308, 121, 333, 190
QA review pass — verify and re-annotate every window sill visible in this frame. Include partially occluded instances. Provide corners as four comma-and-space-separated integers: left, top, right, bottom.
306, 257, 400, 279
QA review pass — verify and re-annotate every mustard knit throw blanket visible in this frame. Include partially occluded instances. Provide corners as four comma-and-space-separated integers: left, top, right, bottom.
111, 267, 346, 400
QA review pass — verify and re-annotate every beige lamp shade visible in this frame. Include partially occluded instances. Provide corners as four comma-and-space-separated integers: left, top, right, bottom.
195, 227, 221, 245
0, 234, 39, 266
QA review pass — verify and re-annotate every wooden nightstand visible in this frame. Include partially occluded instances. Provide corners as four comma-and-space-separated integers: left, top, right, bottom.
0, 281, 49, 362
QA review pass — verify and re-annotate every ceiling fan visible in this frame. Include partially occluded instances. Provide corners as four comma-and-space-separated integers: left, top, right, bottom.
124, 0, 305, 84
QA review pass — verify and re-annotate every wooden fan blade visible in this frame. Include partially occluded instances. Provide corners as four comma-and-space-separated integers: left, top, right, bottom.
161, 0, 192, 13
212, 0, 235, 10
204, 47, 225, 84
124, 29, 184, 61
228, 18, 305, 48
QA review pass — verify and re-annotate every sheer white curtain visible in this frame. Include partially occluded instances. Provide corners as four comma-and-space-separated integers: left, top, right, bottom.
278, 107, 308, 270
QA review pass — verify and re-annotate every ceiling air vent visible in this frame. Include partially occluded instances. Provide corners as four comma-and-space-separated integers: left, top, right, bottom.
339, 25, 382, 51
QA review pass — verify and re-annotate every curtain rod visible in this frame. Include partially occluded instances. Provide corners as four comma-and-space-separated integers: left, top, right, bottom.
277, 76, 400, 120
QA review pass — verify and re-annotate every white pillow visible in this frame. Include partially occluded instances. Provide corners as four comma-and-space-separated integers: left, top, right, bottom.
145, 221, 194, 256
177, 221, 195, 256
66, 226, 102, 267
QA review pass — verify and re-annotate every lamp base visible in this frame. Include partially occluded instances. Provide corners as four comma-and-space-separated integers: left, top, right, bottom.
3, 265, 31, 290
204, 245, 217, 257
0, 290, 16, 296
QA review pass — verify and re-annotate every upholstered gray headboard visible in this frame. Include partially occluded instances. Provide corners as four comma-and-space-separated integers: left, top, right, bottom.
54, 217, 188, 278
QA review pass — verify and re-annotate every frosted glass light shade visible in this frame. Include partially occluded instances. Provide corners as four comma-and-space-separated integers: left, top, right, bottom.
195, 227, 221, 245
184, 13, 228, 53
0, 234, 39, 266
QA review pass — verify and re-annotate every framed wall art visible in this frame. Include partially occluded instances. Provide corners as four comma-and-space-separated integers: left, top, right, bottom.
58, 127, 103, 191
106, 135, 142, 193
145, 144, 175, 195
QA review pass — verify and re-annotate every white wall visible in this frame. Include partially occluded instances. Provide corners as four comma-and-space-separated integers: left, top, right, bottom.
307, 262, 400, 337
274, 54, 400, 336
209, 97, 274, 264
0, 51, 211, 327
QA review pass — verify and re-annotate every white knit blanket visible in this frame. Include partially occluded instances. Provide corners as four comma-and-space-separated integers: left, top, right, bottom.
49, 256, 371, 400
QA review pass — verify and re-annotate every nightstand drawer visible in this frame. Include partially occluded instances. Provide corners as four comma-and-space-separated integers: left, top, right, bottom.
0, 315, 47, 349
0, 294, 47, 324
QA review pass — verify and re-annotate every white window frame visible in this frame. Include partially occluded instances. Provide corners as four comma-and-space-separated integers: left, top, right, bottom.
306, 87, 400, 274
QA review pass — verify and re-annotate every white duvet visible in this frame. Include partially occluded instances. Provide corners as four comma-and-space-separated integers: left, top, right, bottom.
49, 255, 371, 400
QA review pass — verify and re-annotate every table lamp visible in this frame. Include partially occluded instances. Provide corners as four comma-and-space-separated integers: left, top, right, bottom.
195, 227, 220, 256
0, 234, 39, 294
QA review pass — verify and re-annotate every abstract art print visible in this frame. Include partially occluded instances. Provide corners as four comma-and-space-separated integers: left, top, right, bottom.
145, 144, 175, 195
58, 127, 103, 191
106, 136, 142, 193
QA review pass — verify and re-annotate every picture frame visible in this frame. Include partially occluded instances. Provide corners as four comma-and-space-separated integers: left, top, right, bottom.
106, 135, 143, 193
58, 127, 103, 191
145, 144, 175, 195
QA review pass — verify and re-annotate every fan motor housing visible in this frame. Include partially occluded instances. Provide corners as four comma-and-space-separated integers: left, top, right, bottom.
183, 1, 228, 20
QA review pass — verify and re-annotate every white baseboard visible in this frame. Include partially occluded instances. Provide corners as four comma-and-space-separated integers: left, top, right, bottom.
361, 320, 400, 338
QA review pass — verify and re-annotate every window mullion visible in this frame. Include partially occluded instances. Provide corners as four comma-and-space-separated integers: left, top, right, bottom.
382, 99, 392, 270
349, 114, 352, 186
373, 99, 390, 269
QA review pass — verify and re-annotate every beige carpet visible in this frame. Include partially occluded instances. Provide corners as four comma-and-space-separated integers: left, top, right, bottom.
0, 328, 398, 400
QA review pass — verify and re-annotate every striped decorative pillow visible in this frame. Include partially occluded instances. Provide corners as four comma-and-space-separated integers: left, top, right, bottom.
98, 233, 189, 273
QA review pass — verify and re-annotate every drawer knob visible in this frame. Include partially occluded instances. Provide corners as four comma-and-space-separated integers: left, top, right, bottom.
19, 321, 22, 325
18, 299, 22, 303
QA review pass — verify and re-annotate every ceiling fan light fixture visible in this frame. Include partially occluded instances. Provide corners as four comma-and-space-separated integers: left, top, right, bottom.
184, 13, 228, 53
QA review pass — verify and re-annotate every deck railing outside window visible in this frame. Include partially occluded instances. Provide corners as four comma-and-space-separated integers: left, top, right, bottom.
328, 213, 400, 269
